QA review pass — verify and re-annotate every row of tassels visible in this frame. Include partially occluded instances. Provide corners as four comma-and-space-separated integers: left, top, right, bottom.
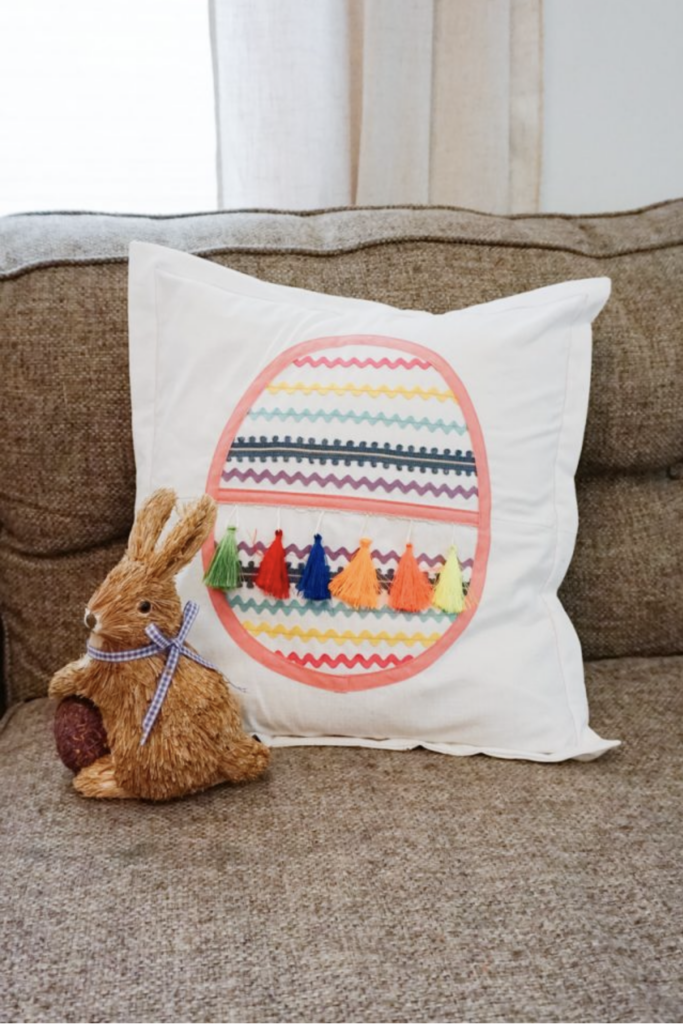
205, 528, 468, 614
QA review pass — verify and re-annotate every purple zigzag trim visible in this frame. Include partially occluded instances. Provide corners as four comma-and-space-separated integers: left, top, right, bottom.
222, 467, 478, 501
237, 539, 473, 569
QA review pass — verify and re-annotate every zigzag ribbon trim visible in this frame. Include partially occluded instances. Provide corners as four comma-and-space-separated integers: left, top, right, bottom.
236, 540, 473, 570
238, 561, 391, 590
278, 651, 415, 670
247, 408, 469, 435
239, 560, 303, 586
265, 382, 456, 402
242, 621, 440, 648
228, 594, 456, 623
292, 355, 431, 371
228, 436, 476, 476
221, 467, 479, 501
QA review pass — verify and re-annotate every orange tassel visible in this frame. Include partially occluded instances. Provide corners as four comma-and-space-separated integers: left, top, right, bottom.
255, 529, 290, 599
388, 543, 434, 612
329, 538, 380, 609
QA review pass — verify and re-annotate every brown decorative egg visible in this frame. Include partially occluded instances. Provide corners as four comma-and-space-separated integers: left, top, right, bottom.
54, 695, 109, 773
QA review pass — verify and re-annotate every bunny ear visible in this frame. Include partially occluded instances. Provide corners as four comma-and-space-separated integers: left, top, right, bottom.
127, 489, 177, 563
148, 494, 217, 579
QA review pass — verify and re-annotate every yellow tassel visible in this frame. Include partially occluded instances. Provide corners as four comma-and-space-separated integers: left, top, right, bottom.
433, 545, 466, 614
329, 538, 381, 609
389, 543, 433, 612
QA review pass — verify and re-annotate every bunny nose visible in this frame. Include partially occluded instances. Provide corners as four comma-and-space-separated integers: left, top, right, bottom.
84, 611, 98, 631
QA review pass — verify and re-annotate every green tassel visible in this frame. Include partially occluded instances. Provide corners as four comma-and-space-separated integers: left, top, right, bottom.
432, 545, 466, 614
204, 526, 241, 590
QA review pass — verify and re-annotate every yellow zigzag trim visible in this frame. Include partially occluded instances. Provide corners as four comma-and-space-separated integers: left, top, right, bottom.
242, 621, 440, 649
265, 382, 457, 403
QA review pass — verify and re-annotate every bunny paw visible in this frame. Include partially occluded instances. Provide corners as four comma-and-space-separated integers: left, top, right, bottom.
73, 755, 133, 799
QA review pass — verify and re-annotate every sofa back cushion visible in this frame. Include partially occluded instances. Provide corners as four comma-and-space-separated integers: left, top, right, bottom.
1, 204, 682, 705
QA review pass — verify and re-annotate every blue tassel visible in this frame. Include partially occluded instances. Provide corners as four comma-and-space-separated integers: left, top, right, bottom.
297, 533, 331, 600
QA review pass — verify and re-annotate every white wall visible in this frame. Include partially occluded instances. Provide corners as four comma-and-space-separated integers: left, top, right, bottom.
541, 0, 683, 213
0, 0, 216, 216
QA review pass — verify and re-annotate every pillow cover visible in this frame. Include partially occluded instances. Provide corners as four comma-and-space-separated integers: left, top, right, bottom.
128, 241, 620, 762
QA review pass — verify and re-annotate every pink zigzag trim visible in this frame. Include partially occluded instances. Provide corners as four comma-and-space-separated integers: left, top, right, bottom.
292, 354, 431, 371
222, 467, 478, 501
278, 651, 415, 670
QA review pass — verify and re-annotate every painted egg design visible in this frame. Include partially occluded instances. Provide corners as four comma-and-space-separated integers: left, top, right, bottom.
204, 335, 490, 692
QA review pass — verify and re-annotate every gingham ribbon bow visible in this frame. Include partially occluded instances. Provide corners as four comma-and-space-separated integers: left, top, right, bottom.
86, 601, 217, 746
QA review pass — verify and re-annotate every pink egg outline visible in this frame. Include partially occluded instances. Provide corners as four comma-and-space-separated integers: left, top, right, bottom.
203, 335, 491, 693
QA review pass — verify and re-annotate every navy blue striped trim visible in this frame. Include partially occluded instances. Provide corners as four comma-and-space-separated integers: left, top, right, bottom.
228, 436, 477, 476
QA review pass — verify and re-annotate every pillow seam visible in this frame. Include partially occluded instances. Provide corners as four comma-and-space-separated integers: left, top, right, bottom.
541, 298, 591, 747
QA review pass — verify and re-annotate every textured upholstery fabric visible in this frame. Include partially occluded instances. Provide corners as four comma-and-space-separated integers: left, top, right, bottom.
1, 203, 682, 704
1, 656, 681, 1024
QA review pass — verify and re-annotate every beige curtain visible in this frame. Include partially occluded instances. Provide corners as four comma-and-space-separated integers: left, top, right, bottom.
210, 0, 543, 213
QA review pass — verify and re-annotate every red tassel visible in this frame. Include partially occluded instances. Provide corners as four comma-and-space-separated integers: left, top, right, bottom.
255, 529, 290, 599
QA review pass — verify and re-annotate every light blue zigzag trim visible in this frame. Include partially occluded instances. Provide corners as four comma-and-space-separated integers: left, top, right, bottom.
226, 594, 455, 623
247, 407, 469, 436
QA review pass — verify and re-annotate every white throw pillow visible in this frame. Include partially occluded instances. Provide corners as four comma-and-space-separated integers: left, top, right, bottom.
128, 241, 620, 762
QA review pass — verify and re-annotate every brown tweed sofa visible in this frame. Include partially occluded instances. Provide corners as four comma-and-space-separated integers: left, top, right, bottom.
1, 203, 681, 1024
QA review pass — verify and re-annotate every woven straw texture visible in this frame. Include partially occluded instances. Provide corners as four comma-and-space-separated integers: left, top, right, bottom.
1, 656, 681, 1023
1, 203, 682, 703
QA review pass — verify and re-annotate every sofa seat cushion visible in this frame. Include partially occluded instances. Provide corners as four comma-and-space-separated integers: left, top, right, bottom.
1, 655, 681, 1024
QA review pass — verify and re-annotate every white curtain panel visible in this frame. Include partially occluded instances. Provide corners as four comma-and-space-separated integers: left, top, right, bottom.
209, 0, 543, 213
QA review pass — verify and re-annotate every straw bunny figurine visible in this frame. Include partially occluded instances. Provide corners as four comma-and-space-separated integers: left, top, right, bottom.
49, 489, 269, 800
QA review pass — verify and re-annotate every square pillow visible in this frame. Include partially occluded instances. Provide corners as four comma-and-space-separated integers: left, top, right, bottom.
128, 241, 620, 762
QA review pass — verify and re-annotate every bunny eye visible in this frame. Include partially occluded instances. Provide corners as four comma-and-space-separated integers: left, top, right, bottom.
138, 600, 152, 614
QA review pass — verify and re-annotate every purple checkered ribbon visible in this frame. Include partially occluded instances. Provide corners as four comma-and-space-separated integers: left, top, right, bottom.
86, 601, 218, 747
